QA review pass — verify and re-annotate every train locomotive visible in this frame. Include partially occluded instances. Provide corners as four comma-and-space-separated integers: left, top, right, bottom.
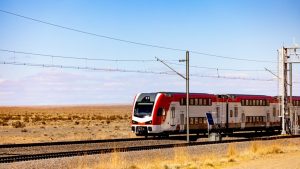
131, 92, 300, 137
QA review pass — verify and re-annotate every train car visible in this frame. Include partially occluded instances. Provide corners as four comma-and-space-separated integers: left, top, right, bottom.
292, 96, 300, 126
131, 92, 290, 137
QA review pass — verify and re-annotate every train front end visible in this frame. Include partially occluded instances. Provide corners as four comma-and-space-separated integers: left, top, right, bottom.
131, 93, 165, 136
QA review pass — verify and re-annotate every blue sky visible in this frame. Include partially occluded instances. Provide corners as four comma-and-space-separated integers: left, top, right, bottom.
0, 0, 299, 105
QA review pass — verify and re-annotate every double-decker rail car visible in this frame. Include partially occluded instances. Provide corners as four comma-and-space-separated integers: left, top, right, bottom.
131, 92, 298, 137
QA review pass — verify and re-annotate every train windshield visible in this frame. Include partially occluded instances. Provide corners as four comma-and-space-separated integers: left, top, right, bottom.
134, 103, 154, 118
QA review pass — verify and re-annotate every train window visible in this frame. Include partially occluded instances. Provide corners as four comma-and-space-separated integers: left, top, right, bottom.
190, 99, 194, 105
273, 107, 276, 117
266, 100, 270, 106
190, 117, 194, 124
203, 117, 207, 124
246, 116, 249, 123
194, 98, 198, 105
199, 99, 203, 106
195, 117, 199, 124
262, 100, 266, 106
171, 107, 175, 118
180, 98, 186, 105
208, 99, 212, 106
203, 99, 207, 105
255, 100, 259, 106
249, 100, 253, 106
216, 107, 220, 117
234, 107, 238, 117
230, 110, 233, 117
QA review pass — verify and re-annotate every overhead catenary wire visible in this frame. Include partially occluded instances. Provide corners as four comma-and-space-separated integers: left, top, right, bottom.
166, 61, 274, 72
0, 48, 275, 72
0, 61, 286, 82
0, 9, 277, 63
0, 49, 166, 62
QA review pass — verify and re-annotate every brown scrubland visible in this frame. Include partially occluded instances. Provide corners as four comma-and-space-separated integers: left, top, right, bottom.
76, 139, 300, 169
0, 105, 133, 144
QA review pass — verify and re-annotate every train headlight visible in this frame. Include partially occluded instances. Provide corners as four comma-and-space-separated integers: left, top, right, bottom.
145, 120, 152, 124
132, 120, 138, 124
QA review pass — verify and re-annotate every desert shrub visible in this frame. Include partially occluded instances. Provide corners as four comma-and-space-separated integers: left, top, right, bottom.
74, 121, 80, 125
32, 115, 42, 123
72, 115, 81, 120
41, 121, 46, 125
106, 120, 111, 124
21, 129, 28, 132
23, 115, 30, 123
0, 119, 9, 126
12, 121, 26, 128
11, 115, 21, 120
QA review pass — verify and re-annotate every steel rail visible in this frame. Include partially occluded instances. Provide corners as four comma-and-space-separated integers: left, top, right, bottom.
0, 137, 154, 149
0, 135, 299, 163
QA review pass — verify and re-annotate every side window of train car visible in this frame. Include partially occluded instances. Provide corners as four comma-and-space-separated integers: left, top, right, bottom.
194, 98, 198, 105
230, 110, 233, 117
190, 117, 194, 124
180, 98, 186, 105
208, 99, 212, 106
246, 116, 249, 123
203, 99, 207, 105
171, 107, 175, 118
195, 117, 199, 124
273, 107, 276, 117
216, 107, 220, 119
190, 98, 194, 105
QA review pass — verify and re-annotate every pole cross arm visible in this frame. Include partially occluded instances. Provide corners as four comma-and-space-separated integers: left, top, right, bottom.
155, 57, 186, 79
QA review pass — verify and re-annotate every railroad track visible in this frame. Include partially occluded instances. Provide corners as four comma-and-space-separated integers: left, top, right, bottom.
0, 134, 299, 163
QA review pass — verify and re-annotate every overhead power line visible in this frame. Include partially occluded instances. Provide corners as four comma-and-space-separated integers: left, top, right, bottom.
0, 61, 283, 82
166, 61, 271, 72
0, 61, 170, 75
0, 49, 163, 62
0, 9, 277, 63
0, 48, 274, 72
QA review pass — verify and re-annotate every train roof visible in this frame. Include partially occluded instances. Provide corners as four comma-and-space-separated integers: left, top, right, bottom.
224, 94, 273, 98
157, 92, 215, 96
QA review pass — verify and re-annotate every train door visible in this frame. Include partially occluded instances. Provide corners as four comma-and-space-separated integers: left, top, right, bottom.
180, 113, 185, 131
216, 106, 220, 124
241, 112, 245, 129
170, 107, 175, 126
234, 106, 239, 128
266, 112, 270, 128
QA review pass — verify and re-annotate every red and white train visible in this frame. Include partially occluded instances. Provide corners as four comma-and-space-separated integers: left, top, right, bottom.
131, 92, 300, 136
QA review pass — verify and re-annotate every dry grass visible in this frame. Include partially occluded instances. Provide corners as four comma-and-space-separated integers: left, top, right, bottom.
79, 140, 300, 169
0, 105, 133, 144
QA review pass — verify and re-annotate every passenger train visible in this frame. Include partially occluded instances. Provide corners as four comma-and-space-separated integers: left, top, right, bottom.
131, 92, 300, 137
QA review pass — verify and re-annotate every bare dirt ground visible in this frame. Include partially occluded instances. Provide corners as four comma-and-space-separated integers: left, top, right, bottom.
225, 151, 300, 169
0, 105, 134, 144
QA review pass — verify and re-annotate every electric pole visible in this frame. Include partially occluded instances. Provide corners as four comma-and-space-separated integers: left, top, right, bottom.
156, 50, 190, 143
278, 45, 300, 135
